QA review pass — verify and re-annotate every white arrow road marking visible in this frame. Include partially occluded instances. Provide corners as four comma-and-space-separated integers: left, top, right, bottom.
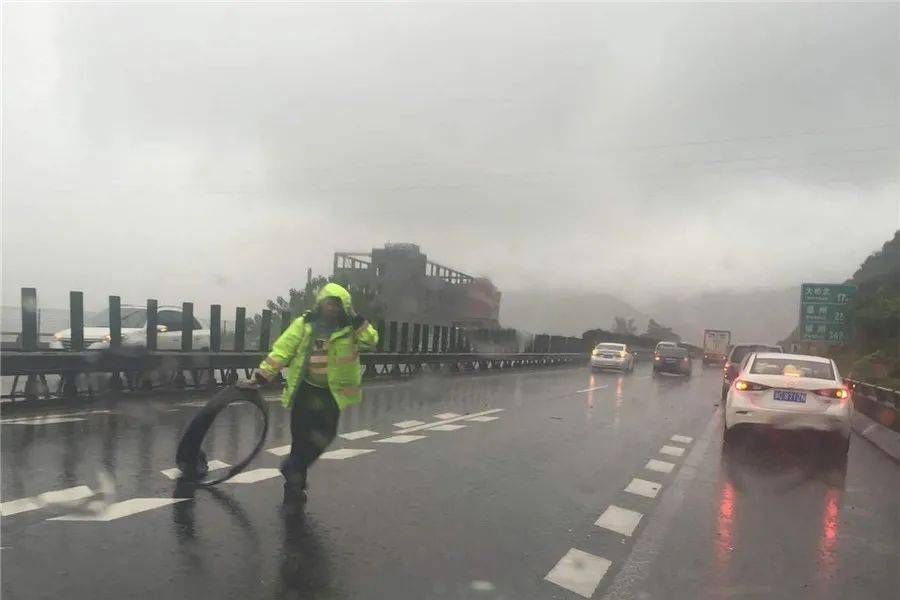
393, 420, 425, 428
434, 412, 460, 419
544, 548, 612, 598
49, 498, 187, 522
595, 505, 643, 537
396, 408, 504, 434
624, 478, 662, 499
429, 424, 466, 431
1, 486, 94, 517
645, 459, 675, 474
466, 416, 499, 423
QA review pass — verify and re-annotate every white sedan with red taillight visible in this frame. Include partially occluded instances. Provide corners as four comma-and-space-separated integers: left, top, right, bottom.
724, 352, 851, 454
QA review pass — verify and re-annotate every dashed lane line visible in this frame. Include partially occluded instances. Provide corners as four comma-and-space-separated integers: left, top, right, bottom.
393, 420, 426, 428
339, 429, 379, 441
160, 460, 231, 480
624, 478, 662, 499
434, 412, 461, 419
395, 408, 505, 434
576, 385, 609, 393
1, 486, 94, 517
266, 445, 291, 457
659, 445, 685, 457
225, 468, 282, 484
1, 416, 87, 426
670, 435, 693, 444
49, 498, 188, 522
376, 434, 427, 444
429, 424, 467, 432
644, 459, 675, 474
321, 448, 375, 459
595, 505, 643, 537
544, 548, 613, 598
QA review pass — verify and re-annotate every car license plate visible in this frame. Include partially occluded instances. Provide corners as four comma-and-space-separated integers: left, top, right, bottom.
602, 353, 616, 358
774, 389, 806, 403
665, 358, 677, 363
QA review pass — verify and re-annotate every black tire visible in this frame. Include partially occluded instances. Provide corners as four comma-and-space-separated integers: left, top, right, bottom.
829, 433, 850, 456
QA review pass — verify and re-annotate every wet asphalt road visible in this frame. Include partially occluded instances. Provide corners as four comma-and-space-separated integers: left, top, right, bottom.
1, 363, 898, 599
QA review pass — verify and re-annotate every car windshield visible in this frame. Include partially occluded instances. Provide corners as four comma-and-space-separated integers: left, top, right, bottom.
730, 345, 781, 363
85, 308, 147, 328
596, 344, 624, 351
750, 357, 835, 380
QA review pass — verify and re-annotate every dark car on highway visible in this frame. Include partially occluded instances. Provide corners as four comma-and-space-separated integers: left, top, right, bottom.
652, 344, 692, 375
721, 343, 783, 399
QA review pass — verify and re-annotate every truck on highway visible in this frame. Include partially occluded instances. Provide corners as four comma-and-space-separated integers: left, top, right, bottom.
702, 329, 731, 365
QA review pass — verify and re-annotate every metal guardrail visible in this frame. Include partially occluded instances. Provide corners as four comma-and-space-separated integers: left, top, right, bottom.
846, 378, 900, 435
846, 378, 900, 410
1, 350, 587, 401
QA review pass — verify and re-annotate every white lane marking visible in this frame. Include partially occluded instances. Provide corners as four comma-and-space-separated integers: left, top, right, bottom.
263, 396, 283, 403
160, 460, 231, 480
466, 416, 499, 423
671, 435, 693, 444
321, 448, 375, 460
1, 486, 94, 517
544, 548, 612, 598
393, 420, 425, 428
434, 412, 461, 419
595, 505, 643, 537
50, 498, 187, 522
624, 478, 662, 499
376, 434, 427, 444
576, 385, 609, 393
266, 445, 291, 457
660, 445, 685, 457
396, 408, 505, 434
1, 416, 87, 426
429, 424, 467, 432
177, 401, 208, 407
645, 459, 675, 474
0, 410, 112, 424
339, 429, 379, 441
226, 468, 282, 484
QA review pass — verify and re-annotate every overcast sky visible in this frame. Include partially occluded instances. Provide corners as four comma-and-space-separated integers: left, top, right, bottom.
3, 2, 898, 316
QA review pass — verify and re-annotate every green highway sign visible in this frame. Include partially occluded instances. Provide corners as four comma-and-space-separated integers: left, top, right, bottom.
800, 283, 856, 344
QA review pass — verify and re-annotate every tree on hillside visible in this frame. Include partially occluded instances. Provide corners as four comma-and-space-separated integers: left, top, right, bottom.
645, 318, 681, 342
852, 229, 900, 284
612, 316, 638, 335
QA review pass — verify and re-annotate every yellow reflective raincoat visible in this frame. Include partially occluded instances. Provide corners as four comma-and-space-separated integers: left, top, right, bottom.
257, 283, 378, 410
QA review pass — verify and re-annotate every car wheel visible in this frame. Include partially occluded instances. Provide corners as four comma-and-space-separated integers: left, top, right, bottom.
828, 433, 850, 456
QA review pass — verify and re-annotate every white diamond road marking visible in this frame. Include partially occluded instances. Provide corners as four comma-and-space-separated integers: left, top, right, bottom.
466, 416, 499, 423
339, 429, 379, 441
226, 468, 282, 484
429, 424, 467, 432
396, 408, 504, 434
544, 548, 612, 598
1, 486, 94, 517
671, 435, 693, 444
434, 412, 461, 419
1, 416, 87, 426
160, 460, 231, 480
660, 445, 685, 457
393, 420, 425, 428
376, 435, 427, 444
645, 459, 676, 474
595, 505, 643, 537
50, 498, 187, 522
624, 478, 662, 499
266, 445, 291, 457
321, 448, 375, 460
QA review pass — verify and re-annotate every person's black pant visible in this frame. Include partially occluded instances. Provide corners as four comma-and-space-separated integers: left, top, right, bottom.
280, 380, 340, 488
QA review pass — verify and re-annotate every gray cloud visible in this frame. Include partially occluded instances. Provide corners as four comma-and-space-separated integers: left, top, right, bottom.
2, 2, 898, 315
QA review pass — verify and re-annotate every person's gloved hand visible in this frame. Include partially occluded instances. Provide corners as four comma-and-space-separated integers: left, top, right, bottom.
236, 370, 268, 389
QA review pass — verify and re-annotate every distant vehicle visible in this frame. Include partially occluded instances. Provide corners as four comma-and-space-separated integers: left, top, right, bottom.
652, 344, 692, 376
724, 352, 851, 454
654, 341, 678, 352
590, 342, 635, 373
49, 306, 210, 351
702, 329, 731, 365
722, 343, 783, 399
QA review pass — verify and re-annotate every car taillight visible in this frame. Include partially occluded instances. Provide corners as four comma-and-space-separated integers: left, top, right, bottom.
734, 380, 770, 392
654, 354, 661, 361
682, 357, 689, 362
724, 362, 732, 373
814, 388, 850, 401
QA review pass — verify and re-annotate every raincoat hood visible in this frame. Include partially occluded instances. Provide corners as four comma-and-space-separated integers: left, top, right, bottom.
315, 282, 355, 317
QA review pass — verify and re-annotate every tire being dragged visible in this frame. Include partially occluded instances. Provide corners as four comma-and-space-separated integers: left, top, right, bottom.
175, 386, 269, 486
